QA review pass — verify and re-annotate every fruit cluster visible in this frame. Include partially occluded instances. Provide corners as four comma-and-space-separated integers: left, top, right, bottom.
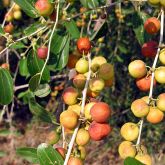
46, 37, 114, 163
118, 6, 165, 165
4, 3, 22, 34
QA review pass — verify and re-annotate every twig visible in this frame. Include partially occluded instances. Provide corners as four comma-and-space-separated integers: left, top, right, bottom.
64, 53, 92, 165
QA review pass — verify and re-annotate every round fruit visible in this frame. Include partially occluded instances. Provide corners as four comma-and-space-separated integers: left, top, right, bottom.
135, 154, 152, 165
120, 122, 139, 141
141, 96, 150, 104
89, 78, 105, 92
159, 49, 165, 65
68, 104, 81, 116
2, 0, 10, 7
104, 77, 114, 87
157, 93, 165, 111
77, 37, 91, 54
146, 107, 164, 124
1, 63, 9, 70
131, 99, 149, 117
13, 4, 21, 11
128, 60, 147, 78
148, 0, 160, 5
91, 56, 107, 72
73, 74, 86, 89
75, 58, 89, 74
84, 102, 96, 121
155, 67, 165, 84
76, 128, 90, 146
160, 0, 165, 6
144, 17, 160, 34
87, 89, 100, 98
60, 110, 78, 129
67, 54, 80, 69
98, 63, 114, 80
88, 121, 112, 141
37, 46, 48, 59
90, 102, 111, 123
68, 157, 83, 165
136, 75, 156, 91
55, 147, 66, 158
118, 141, 136, 159
5, 12, 14, 22
35, 0, 54, 17
4, 23, 14, 34
62, 87, 79, 105
13, 10, 22, 20
46, 130, 60, 145
142, 41, 158, 58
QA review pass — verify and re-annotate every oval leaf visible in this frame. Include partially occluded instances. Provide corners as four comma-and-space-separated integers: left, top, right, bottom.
124, 157, 145, 165
19, 57, 29, 77
29, 73, 41, 92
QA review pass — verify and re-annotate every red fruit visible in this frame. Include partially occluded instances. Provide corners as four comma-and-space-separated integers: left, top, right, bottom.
49, 11, 56, 21
136, 75, 156, 91
142, 41, 158, 58
90, 102, 111, 123
35, 0, 54, 17
4, 23, 14, 34
1, 63, 9, 70
55, 147, 66, 158
68, 157, 83, 165
88, 121, 112, 141
37, 46, 48, 59
77, 37, 91, 54
144, 17, 160, 34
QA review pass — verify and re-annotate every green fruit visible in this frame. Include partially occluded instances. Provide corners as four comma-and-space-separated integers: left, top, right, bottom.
160, 0, 165, 6
75, 58, 89, 74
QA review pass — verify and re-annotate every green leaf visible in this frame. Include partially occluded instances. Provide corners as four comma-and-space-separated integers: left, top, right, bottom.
64, 20, 80, 39
16, 147, 39, 164
0, 68, 13, 105
27, 50, 50, 82
10, 42, 26, 49
17, 90, 34, 104
29, 73, 41, 92
34, 84, 51, 98
80, 0, 99, 8
0, 26, 5, 35
124, 157, 145, 165
0, 151, 6, 157
29, 98, 55, 123
0, 129, 21, 137
37, 143, 64, 165
14, 0, 38, 18
19, 57, 29, 77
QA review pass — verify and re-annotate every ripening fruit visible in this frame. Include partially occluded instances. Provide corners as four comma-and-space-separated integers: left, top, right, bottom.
5, 12, 14, 22
35, 0, 54, 17
157, 93, 165, 111
141, 96, 150, 104
68, 104, 81, 116
62, 87, 79, 105
144, 17, 160, 34
90, 102, 111, 123
37, 46, 48, 59
87, 89, 100, 98
118, 141, 136, 159
148, 0, 160, 5
155, 67, 165, 84
13, 10, 22, 20
75, 58, 89, 74
136, 75, 156, 92
89, 78, 105, 92
98, 63, 114, 80
13, 4, 21, 11
73, 74, 86, 89
131, 99, 149, 117
4, 23, 14, 34
68, 157, 83, 165
84, 102, 96, 121
46, 130, 60, 145
120, 122, 139, 141
76, 128, 90, 146
60, 110, 78, 129
128, 60, 147, 79
91, 56, 107, 72
135, 154, 152, 165
55, 147, 66, 158
88, 121, 112, 141
2, 0, 10, 7
142, 41, 158, 58
1, 63, 9, 70
77, 37, 91, 54
146, 107, 164, 124
104, 77, 114, 87
78, 146, 86, 160
67, 54, 80, 69
159, 49, 165, 65
160, 0, 165, 6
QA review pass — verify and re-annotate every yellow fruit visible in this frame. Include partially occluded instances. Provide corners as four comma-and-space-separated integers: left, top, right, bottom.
155, 67, 165, 84
84, 102, 96, 120
89, 78, 105, 92
68, 104, 81, 116
159, 49, 165, 65
75, 58, 89, 74
135, 154, 152, 165
157, 93, 165, 111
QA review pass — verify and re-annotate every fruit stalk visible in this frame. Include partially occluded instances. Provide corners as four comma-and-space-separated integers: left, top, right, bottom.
64, 53, 92, 165
136, 7, 164, 146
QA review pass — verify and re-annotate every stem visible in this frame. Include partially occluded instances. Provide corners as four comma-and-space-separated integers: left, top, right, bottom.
39, 0, 60, 82
64, 53, 92, 165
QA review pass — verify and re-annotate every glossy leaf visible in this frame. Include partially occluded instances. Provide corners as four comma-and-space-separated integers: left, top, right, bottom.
10, 42, 26, 49
0, 68, 13, 105
37, 143, 64, 165
34, 84, 51, 98
19, 57, 29, 77
124, 157, 145, 165
80, 0, 99, 8
29, 73, 41, 92
14, 0, 38, 18
16, 147, 39, 164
